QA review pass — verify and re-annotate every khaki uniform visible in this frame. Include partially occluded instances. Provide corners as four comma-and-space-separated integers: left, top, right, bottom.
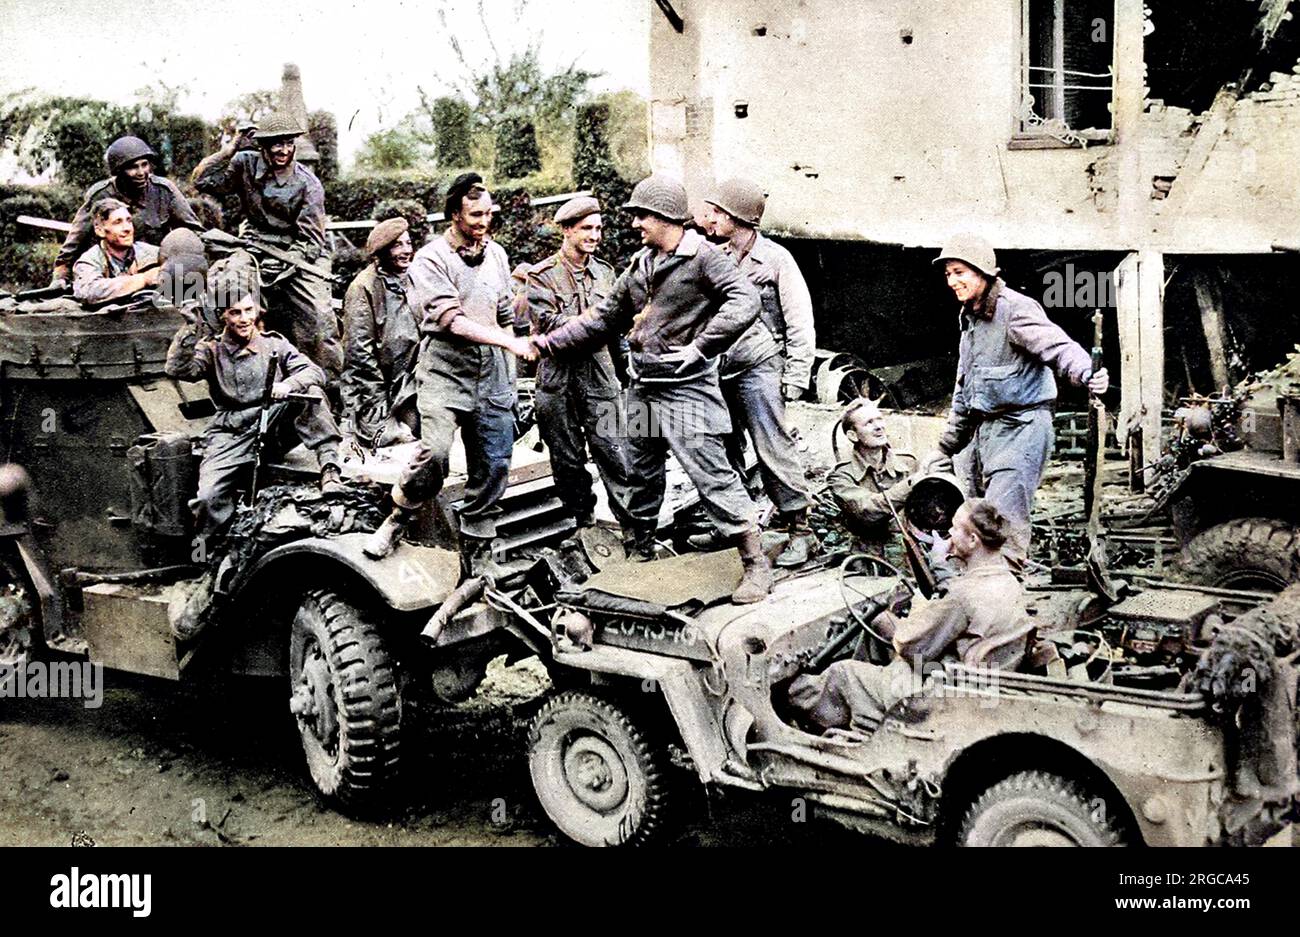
396, 230, 516, 539
826, 445, 918, 560
71, 241, 160, 306
55, 174, 200, 280
789, 561, 1032, 733
341, 264, 419, 448
717, 233, 812, 516
165, 324, 341, 536
527, 251, 636, 527
193, 151, 341, 379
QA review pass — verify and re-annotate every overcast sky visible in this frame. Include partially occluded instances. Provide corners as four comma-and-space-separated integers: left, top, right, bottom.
0, 0, 650, 170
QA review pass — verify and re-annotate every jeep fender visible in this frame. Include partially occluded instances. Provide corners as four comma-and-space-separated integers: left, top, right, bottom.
235, 532, 461, 613
551, 644, 729, 785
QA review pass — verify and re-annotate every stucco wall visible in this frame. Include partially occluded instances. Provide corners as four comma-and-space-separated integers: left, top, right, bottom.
648, 0, 1300, 253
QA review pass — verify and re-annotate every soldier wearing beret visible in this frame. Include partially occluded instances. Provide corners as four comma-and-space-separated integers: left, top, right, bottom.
525, 196, 637, 533
341, 217, 420, 449
363, 172, 535, 567
528, 175, 773, 605
165, 250, 344, 540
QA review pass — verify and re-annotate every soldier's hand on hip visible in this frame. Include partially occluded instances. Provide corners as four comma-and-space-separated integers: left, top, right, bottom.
782, 383, 804, 402
271, 381, 292, 400
662, 343, 705, 374
1086, 367, 1109, 396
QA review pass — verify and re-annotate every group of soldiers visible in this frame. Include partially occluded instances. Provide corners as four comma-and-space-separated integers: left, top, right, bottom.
49, 115, 1113, 726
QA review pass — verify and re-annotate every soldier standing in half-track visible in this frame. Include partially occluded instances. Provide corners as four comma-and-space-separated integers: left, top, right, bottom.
191, 112, 342, 380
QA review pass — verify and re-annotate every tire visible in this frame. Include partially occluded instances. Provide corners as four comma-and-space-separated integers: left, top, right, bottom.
527, 690, 672, 846
288, 589, 401, 810
959, 770, 1126, 847
1179, 518, 1300, 592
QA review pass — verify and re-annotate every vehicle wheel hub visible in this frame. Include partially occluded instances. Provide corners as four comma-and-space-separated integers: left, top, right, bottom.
292, 647, 337, 751
1000, 823, 1075, 847
564, 736, 628, 812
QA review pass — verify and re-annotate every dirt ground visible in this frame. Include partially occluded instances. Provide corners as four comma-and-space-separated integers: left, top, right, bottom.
0, 656, 868, 848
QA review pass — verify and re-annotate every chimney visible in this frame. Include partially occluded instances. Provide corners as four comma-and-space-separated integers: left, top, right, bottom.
278, 62, 320, 164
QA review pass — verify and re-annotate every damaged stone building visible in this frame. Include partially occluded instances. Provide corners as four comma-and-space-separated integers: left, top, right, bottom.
647, 0, 1300, 472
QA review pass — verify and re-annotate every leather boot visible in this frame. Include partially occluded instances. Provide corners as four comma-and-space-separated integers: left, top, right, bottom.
624, 526, 657, 562
687, 527, 726, 550
732, 528, 773, 604
364, 505, 416, 559
775, 509, 816, 568
319, 464, 346, 496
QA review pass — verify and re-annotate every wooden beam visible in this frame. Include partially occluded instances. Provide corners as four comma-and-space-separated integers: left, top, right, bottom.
1115, 251, 1165, 481
1191, 268, 1231, 392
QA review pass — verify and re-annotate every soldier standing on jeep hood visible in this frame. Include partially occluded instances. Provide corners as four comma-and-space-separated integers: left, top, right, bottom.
363, 173, 536, 569
526, 195, 637, 537
699, 177, 815, 568
529, 175, 774, 605
191, 112, 342, 380
52, 134, 201, 288
920, 234, 1109, 564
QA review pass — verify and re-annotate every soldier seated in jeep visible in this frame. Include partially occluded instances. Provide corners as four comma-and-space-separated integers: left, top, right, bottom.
788, 498, 1032, 734
165, 250, 344, 541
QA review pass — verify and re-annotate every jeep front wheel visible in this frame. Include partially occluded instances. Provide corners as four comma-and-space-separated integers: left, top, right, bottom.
959, 771, 1126, 846
288, 589, 401, 810
527, 691, 672, 846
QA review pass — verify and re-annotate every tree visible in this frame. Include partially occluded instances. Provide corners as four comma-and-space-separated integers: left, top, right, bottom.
426, 95, 472, 168
355, 126, 427, 172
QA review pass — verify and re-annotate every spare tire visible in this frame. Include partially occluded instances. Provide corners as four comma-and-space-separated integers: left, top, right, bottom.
1178, 518, 1300, 592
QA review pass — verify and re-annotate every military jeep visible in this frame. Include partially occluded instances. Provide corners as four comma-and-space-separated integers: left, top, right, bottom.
520, 549, 1300, 847
0, 295, 566, 811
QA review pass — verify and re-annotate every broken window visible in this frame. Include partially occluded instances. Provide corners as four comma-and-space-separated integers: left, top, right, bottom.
1017, 0, 1115, 145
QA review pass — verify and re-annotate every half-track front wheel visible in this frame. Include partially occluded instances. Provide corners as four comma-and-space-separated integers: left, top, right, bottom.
1178, 518, 1300, 592
288, 589, 401, 810
527, 690, 673, 846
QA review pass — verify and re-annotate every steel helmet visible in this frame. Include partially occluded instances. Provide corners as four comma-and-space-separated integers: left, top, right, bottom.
622, 175, 690, 223
105, 136, 159, 176
933, 233, 999, 278
704, 177, 766, 226
254, 111, 307, 141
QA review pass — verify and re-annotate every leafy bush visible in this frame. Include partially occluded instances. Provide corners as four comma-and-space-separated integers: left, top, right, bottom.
0, 184, 82, 243
490, 185, 558, 267
0, 241, 59, 292
429, 96, 472, 168
354, 127, 427, 173
573, 99, 641, 272
495, 113, 542, 180
308, 110, 339, 183
326, 172, 444, 224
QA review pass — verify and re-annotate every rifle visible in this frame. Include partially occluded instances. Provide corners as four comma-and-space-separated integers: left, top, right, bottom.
16, 284, 72, 302
1084, 310, 1119, 602
247, 351, 281, 505
201, 229, 339, 283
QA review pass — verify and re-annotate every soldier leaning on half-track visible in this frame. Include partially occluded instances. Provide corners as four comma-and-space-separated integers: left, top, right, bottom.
51, 134, 202, 288
164, 250, 344, 542
528, 175, 775, 605
191, 111, 343, 380
525, 195, 638, 535
341, 217, 420, 450
71, 198, 160, 306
